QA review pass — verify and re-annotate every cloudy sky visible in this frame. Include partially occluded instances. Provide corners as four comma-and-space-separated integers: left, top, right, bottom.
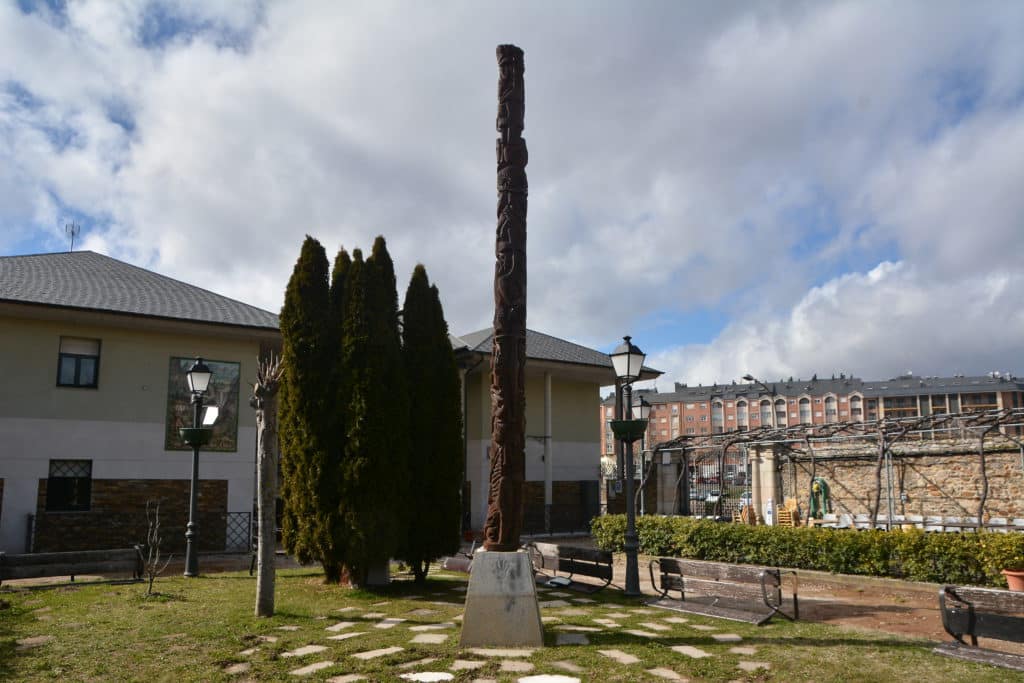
3, 1, 1023, 388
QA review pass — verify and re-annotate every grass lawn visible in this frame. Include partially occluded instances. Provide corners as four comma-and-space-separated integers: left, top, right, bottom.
1, 566, 1020, 682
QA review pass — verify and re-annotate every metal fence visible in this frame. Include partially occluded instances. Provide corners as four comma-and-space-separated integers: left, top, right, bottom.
225, 511, 252, 552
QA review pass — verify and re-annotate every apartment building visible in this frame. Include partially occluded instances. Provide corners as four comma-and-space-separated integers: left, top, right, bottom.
601, 373, 1024, 455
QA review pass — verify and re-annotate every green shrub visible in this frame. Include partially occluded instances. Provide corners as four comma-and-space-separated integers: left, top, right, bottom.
591, 514, 1022, 588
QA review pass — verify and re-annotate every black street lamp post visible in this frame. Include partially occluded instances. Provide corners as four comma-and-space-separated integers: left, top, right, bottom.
609, 336, 648, 597
180, 358, 213, 578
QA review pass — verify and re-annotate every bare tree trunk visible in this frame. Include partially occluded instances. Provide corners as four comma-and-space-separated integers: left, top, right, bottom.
253, 355, 282, 618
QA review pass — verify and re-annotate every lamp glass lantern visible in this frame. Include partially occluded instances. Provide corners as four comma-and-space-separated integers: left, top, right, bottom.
187, 358, 213, 395
633, 395, 652, 422
611, 336, 645, 385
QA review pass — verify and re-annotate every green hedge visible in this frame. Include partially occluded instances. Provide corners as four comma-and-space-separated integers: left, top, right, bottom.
590, 515, 1024, 588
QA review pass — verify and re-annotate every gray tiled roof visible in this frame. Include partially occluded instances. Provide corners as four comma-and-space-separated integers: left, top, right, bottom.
0, 251, 279, 330
458, 328, 614, 369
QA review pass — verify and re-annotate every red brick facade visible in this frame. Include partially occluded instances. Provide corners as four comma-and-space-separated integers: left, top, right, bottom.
33, 478, 228, 553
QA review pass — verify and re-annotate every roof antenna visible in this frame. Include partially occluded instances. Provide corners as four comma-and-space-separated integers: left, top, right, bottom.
65, 222, 80, 252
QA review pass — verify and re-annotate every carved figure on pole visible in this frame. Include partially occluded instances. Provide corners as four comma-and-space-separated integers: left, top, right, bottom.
483, 44, 528, 552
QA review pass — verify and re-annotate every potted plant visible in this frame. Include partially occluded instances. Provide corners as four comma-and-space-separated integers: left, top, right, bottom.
1003, 564, 1024, 591
999, 545, 1024, 591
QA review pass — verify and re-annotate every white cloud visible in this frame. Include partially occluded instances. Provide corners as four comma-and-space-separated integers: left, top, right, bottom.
1, 0, 1023, 375
651, 261, 1024, 386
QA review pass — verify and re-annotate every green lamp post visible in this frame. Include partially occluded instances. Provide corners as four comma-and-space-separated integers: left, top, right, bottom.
609, 336, 648, 597
180, 358, 213, 577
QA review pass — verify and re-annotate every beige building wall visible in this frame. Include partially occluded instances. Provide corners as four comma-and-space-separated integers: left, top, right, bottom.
463, 365, 603, 531
0, 314, 266, 551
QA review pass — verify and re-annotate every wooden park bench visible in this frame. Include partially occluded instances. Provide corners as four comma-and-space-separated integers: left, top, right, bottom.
647, 557, 798, 625
0, 547, 144, 588
526, 541, 613, 594
934, 584, 1024, 671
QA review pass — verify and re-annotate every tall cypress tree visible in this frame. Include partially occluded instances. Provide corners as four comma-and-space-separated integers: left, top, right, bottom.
278, 236, 341, 579
398, 265, 464, 582
340, 237, 411, 585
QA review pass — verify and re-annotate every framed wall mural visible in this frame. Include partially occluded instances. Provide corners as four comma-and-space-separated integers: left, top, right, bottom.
165, 357, 241, 452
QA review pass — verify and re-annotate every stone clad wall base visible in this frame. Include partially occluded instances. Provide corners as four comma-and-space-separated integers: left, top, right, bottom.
459, 550, 543, 647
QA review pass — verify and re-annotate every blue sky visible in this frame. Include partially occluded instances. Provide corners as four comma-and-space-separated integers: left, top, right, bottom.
3, 1, 1024, 387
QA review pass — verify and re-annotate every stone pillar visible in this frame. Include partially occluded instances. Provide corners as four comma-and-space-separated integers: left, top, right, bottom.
751, 446, 764, 524
764, 445, 780, 525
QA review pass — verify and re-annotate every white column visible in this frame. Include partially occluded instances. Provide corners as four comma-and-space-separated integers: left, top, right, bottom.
751, 446, 764, 525
543, 372, 553, 531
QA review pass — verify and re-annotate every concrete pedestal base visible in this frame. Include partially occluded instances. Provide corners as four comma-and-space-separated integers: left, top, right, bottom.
365, 559, 390, 587
459, 550, 544, 647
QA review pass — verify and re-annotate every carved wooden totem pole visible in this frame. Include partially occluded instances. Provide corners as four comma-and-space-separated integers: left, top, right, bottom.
483, 44, 528, 552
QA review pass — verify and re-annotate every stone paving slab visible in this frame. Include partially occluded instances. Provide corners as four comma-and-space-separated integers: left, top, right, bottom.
519, 676, 581, 683
352, 645, 404, 660
277, 625, 301, 631
729, 646, 757, 655
411, 633, 449, 644
597, 649, 640, 665
282, 644, 328, 658
500, 660, 534, 672
15, 636, 54, 650
289, 661, 334, 676
450, 660, 487, 670
662, 617, 689, 624
711, 633, 743, 643
540, 616, 561, 623
399, 657, 439, 669
327, 632, 366, 641
539, 600, 571, 608
374, 617, 406, 629
407, 608, 440, 616
629, 609, 659, 615
670, 645, 712, 659
547, 591, 571, 597
555, 633, 589, 646
371, 601, 391, 606
326, 621, 356, 632
646, 668, 685, 681
224, 662, 251, 675
592, 619, 620, 627
551, 661, 583, 673
466, 648, 536, 657
570, 598, 596, 604
409, 622, 455, 631
335, 607, 358, 613
689, 624, 717, 631
737, 661, 771, 672
256, 635, 279, 643
556, 608, 589, 616
326, 675, 366, 683
399, 673, 454, 682
239, 647, 259, 656
361, 612, 386, 619
636, 621, 671, 631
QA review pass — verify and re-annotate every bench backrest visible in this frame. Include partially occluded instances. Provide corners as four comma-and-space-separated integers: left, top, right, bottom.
940, 585, 1024, 644
655, 557, 779, 587
0, 548, 143, 581
529, 542, 613, 580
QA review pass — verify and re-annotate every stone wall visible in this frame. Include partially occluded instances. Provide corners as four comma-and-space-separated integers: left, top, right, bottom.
787, 438, 1024, 520
33, 478, 228, 552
